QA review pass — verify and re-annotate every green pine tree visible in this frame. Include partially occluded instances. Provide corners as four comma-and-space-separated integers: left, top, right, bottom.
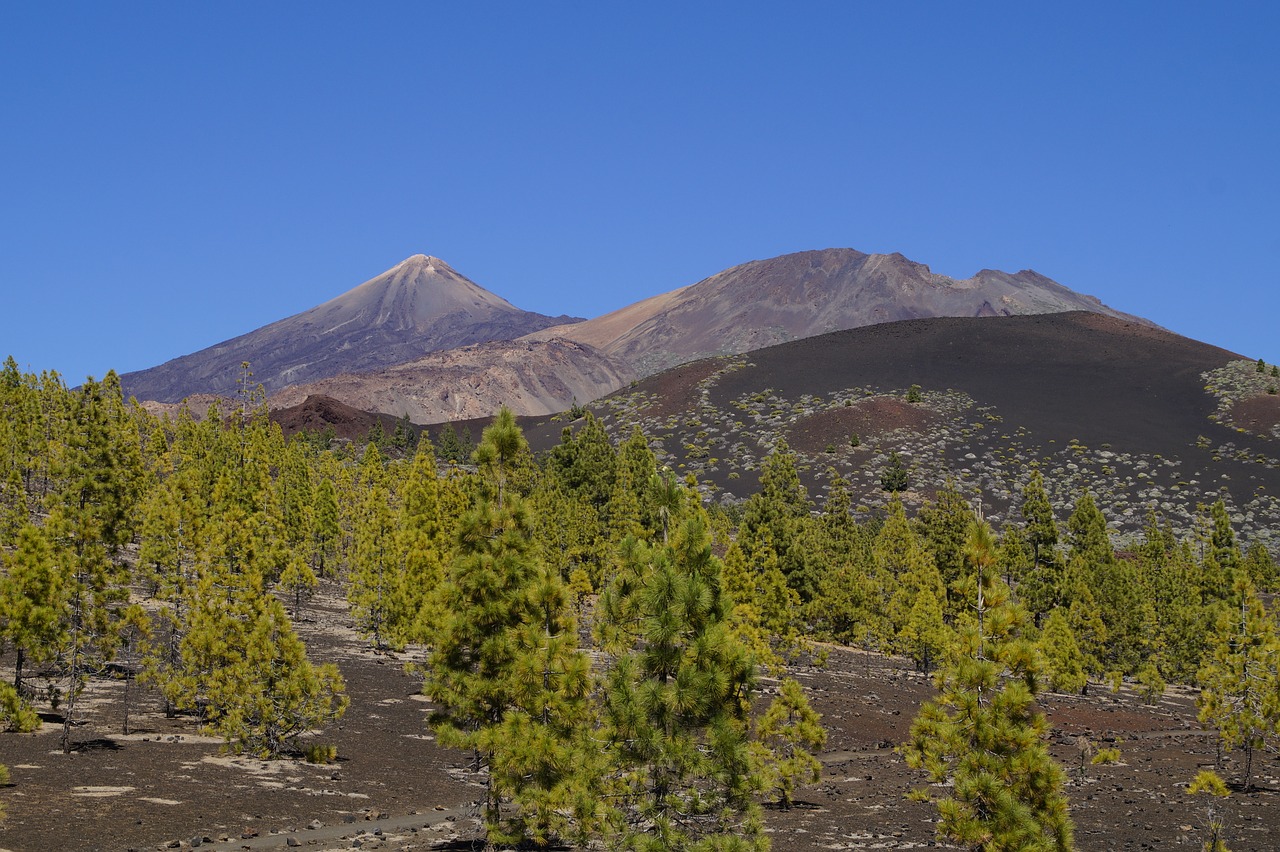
1197, 580, 1280, 791
0, 523, 64, 699
347, 451, 404, 649
753, 678, 826, 809
880, 451, 909, 493
904, 520, 1075, 851
422, 409, 591, 844
1038, 608, 1088, 695
484, 559, 598, 846
311, 475, 341, 578
1020, 469, 1058, 572
597, 509, 766, 851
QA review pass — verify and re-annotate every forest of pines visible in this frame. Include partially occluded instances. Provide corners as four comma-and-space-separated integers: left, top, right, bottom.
2, 356, 1279, 850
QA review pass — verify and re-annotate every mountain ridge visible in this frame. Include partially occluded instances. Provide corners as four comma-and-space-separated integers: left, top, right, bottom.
523, 248, 1151, 376
122, 247, 1155, 419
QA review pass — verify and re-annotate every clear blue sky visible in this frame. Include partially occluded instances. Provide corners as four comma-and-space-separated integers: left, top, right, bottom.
2, 2, 1277, 384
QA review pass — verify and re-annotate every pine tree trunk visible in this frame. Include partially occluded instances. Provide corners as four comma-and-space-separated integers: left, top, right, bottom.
122, 669, 132, 736
62, 633, 79, 754
13, 646, 24, 694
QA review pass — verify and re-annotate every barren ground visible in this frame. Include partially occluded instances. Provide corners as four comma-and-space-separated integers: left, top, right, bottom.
3, 584, 1279, 852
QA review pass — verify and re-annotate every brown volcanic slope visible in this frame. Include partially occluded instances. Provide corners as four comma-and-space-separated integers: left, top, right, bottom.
527, 248, 1149, 377
269, 337, 634, 424
526, 312, 1280, 550
269, 394, 409, 444
120, 255, 582, 402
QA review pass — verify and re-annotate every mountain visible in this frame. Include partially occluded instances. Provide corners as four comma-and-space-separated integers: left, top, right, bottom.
526, 248, 1149, 376
268, 337, 633, 424
519, 312, 1280, 551
123, 247, 1154, 423
120, 255, 582, 402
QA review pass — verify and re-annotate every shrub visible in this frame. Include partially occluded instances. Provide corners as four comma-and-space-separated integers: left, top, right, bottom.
304, 743, 338, 764
1091, 747, 1121, 765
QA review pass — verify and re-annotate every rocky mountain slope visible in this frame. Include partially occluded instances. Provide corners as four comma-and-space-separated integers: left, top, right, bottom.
268, 337, 634, 424
520, 311, 1280, 552
119, 255, 581, 401
526, 248, 1149, 375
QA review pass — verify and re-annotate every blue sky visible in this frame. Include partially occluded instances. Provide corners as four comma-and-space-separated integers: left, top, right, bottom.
2, 2, 1277, 384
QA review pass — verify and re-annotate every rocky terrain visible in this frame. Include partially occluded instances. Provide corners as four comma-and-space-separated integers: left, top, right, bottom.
519, 311, 1280, 554
3, 584, 1278, 851
268, 337, 633, 425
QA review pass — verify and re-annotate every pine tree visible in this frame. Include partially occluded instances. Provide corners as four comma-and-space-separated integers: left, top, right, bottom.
311, 475, 341, 578
137, 472, 202, 718
484, 557, 598, 846
597, 510, 766, 850
45, 378, 136, 752
1066, 490, 1151, 673
1062, 555, 1108, 681
0, 523, 64, 697
720, 541, 798, 672
422, 408, 591, 844
163, 507, 347, 757
115, 603, 150, 736
739, 439, 813, 600
753, 678, 826, 809
613, 427, 663, 540
1020, 469, 1058, 571
1241, 540, 1278, 591
0, 679, 39, 732
904, 520, 1075, 851
278, 551, 318, 620
347, 448, 404, 649
1038, 608, 1088, 695
394, 438, 452, 647
434, 421, 467, 464
805, 473, 889, 651
998, 525, 1033, 588
900, 582, 951, 674
1197, 580, 1280, 791
918, 479, 974, 604
880, 451, 909, 493
215, 594, 348, 758
877, 499, 947, 663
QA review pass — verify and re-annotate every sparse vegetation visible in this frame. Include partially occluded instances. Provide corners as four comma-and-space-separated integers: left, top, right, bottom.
5, 346, 1280, 848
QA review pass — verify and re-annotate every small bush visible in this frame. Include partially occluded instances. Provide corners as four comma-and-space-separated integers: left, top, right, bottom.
304, 743, 338, 764
1091, 747, 1121, 765
0, 682, 40, 733
1188, 769, 1231, 797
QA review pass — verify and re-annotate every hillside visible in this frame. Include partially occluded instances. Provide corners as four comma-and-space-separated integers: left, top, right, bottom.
524, 311, 1280, 551
268, 337, 634, 423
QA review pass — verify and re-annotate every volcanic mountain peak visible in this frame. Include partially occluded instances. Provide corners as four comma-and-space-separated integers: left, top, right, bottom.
120, 254, 581, 403
527, 247, 1150, 378
307, 253, 523, 333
